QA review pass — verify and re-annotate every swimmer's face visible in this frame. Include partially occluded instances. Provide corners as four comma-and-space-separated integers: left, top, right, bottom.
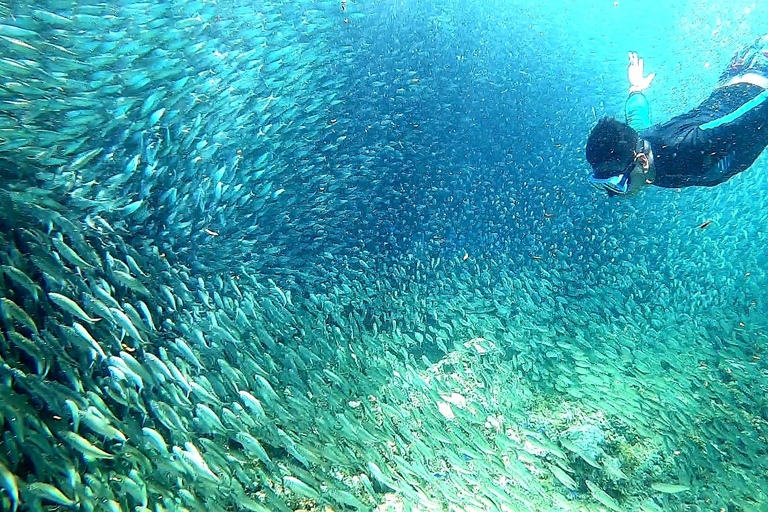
626, 152, 654, 196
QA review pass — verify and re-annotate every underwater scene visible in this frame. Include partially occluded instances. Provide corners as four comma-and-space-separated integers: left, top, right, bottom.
2, 0, 768, 510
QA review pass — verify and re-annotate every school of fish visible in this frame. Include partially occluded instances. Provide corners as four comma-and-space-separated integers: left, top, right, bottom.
1, 0, 768, 510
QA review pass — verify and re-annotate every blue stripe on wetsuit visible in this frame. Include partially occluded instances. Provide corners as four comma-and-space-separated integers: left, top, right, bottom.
700, 88, 768, 130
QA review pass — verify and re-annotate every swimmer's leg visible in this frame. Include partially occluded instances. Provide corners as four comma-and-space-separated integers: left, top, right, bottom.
717, 34, 768, 86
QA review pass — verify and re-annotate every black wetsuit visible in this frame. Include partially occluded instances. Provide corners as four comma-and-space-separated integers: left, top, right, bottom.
640, 83, 768, 187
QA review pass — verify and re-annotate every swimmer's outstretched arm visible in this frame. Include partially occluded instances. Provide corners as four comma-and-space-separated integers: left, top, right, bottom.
625, 52, 654, 131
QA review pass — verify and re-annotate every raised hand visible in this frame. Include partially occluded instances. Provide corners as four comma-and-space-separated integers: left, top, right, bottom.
628, 52, 655, 93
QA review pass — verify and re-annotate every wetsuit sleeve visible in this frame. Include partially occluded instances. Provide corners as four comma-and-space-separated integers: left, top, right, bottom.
625, 92, 651, 132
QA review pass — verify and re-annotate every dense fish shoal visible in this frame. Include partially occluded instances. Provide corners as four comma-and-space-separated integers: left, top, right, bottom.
0, 0, 767, 510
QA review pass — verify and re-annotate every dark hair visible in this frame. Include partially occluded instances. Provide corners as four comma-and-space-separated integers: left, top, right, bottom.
586, 117, 638, 177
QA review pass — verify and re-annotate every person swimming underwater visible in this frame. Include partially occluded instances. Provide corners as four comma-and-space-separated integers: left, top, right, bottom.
586, 36, 768, 196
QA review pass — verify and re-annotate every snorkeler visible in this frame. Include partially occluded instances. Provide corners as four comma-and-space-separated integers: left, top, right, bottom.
586, 35, 768, 196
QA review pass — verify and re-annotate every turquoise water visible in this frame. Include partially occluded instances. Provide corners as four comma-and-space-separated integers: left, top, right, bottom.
1, 0, 768, 510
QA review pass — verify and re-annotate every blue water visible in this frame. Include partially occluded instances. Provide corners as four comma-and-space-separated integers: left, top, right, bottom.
2, 0, 768, 510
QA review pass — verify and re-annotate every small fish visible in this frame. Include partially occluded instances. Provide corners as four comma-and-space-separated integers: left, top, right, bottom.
52, 237, 94, 269
166, 360, 192, 395
176, 442, 219, 482
238, 390, 265, 418
110, 308, 146, 344
72, 323, 107, 360
108, 356, 144, 391
85, 214, 115, 233
24, 482, 77, 507
48, 292, 100, 323
116, 200, 144, 216
0, 461, 19, 512
174, 337, 202, 369
195, 403, 225, 433
63, 431, 115, 461
235, 432, 271, 465
94, 285, 121, 309
0, 25, 40, 39
81, 408, 127, 442
328, 489, 367, 510
367, 461, 397, 490
160, 285, 177, 310
144, 353, 173, 382
31, 9, 72, 26
547, 463, 577, 490
0, 297, 38, 334
6, 332, 48, 374
65, 399, 80, 432
149, 107, 165, 125
283, 476, 321, 501
0, 265, 42, 300
142, 427, 168, 454
112, 270, 150, 296
254, 374, 279, 404
136, 301, 156, 330
151, 401, 187, 434
68, 148, 103, 172
125, 154, 141, 174
651, 483, 690, 494
585, 480, 622, 512
698, 220, 711, 229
